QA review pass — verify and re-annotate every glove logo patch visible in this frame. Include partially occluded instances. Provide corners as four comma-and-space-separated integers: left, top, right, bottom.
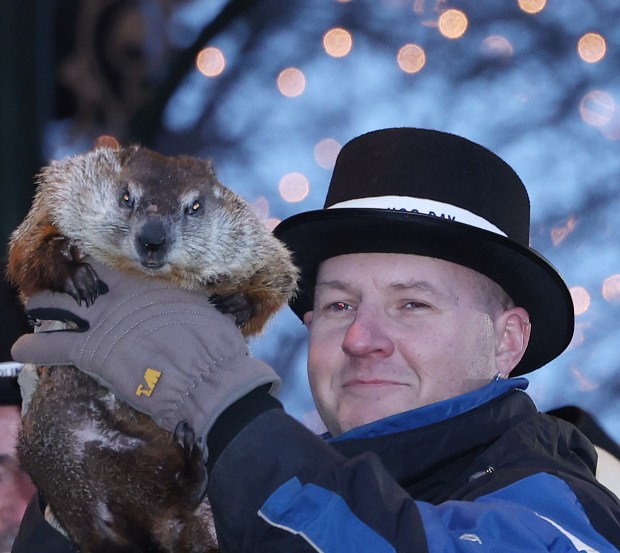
135, 368, 162, 397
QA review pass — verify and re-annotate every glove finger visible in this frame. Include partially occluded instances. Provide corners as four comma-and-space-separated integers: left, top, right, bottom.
27, 307, 90, 331
11, 332, 76, 365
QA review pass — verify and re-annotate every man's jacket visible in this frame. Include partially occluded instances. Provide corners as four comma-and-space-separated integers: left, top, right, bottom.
207, 378, 620, 551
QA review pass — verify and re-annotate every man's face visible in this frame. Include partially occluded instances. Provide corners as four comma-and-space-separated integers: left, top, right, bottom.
304, 253, 523, 436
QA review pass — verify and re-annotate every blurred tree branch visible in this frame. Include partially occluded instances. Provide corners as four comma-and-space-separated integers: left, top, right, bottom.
128, 0, 257, 145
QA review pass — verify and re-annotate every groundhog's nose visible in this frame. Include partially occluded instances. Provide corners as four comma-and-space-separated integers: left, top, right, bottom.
139, 222, 165, 251
137, 217, 167, 258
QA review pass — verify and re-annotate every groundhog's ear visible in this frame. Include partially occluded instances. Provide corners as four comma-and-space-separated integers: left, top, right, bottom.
92, 135, 121, 150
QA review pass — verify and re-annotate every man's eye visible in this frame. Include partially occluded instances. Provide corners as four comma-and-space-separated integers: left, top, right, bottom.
327, 301, 352, 312
404, 301, 430, 309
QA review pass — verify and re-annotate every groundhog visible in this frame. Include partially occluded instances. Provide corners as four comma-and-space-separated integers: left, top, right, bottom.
6, 136, 299, 553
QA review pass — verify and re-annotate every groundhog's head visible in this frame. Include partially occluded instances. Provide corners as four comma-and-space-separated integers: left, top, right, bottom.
40, 142, 284, 289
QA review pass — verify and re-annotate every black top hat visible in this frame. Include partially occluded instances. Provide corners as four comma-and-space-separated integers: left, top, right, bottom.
273, 128, 574, 375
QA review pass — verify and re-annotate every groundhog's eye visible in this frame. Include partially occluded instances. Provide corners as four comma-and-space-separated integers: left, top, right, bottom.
186, 200, 202, 215
120, 190, 134, 209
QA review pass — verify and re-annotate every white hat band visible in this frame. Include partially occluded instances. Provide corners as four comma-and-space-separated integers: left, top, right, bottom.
328, 195, 507, 237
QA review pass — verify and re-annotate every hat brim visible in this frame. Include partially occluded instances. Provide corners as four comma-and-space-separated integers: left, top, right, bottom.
274, 208, 575, 375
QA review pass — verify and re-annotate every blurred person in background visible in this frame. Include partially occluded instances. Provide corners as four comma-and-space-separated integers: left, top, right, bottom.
0, 280, 35, 553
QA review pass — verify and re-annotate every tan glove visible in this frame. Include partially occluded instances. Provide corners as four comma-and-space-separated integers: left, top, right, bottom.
11, 259, 280, 447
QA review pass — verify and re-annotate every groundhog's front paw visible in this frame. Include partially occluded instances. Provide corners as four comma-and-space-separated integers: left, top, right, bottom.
209, 293, 252, 328
62, 262, 105, 306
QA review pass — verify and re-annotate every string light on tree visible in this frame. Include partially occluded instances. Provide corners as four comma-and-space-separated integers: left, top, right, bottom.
196, 47, 225, 77
279, 172, 310, 203
323, 28, 353, 58
580, 90, 615, 128
314, 138, 341, 169
518, 0, 547, 14
438, 9, 468, 39
397, 43, 426, 74
602, 275, 620, 304
481, 35, 513, 59
570, 286, 591, 316
277, 67, 306, 97
578, 33, 607, 63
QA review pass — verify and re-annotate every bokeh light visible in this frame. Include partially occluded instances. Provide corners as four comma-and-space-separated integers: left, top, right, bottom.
196, 47, 226, 77
263, 218, 281, 231
571, 366, 599, 392
279, 172, 310, 202
580, 90, 615, 128
577, 33, 607, 63
323, 28, 353, 58
250, 196, 269, 220
314, 138, 341, 169
518, 0, 547, 14
277, 67, 306, 97
570, 286, 591, 316
602, 275, 620, 303
397, 44, 426, 73
601, 120, 620, 141
249, 196, 280, 231
550, 215, 576, 246
481, 35, 513, 58
568, 323, 586, 349
438, 9, 468, 39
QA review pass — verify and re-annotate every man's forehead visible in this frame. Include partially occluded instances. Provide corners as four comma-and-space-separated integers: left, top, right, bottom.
316, 253, 457, 292
314, 252, 503, 299
317, 252, 475, 278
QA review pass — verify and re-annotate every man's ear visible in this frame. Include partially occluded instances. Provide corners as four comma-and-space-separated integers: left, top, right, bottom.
303, 311, 314, 329
494, 307, 531, 377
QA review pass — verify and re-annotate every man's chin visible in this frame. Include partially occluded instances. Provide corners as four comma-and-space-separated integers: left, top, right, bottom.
335, 402, 415, 434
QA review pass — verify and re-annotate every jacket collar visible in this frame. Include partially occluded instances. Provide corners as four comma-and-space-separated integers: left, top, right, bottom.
327, 377, 529, 443
327, 378, 536, 486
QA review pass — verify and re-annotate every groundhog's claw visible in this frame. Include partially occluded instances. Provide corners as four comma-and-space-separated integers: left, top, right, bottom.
173, 421, 195, 451
173, 421, 209, 505
63, 262, 103, 307
209, 293, 253, 328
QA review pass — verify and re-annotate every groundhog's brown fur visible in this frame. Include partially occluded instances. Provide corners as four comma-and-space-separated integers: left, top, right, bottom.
6, 137, 299, 553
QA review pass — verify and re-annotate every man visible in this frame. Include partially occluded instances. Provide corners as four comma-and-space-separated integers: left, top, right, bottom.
11, 128, 620, 551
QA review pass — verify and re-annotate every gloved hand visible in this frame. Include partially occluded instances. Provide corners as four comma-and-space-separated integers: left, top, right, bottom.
11, 258, 280, 446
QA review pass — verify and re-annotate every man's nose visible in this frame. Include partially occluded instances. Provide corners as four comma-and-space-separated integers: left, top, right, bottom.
341, 309, 394, 357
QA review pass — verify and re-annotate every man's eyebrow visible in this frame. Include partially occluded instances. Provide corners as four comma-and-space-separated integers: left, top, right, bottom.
389, 280, 440, 295
314, 279, 351, 292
